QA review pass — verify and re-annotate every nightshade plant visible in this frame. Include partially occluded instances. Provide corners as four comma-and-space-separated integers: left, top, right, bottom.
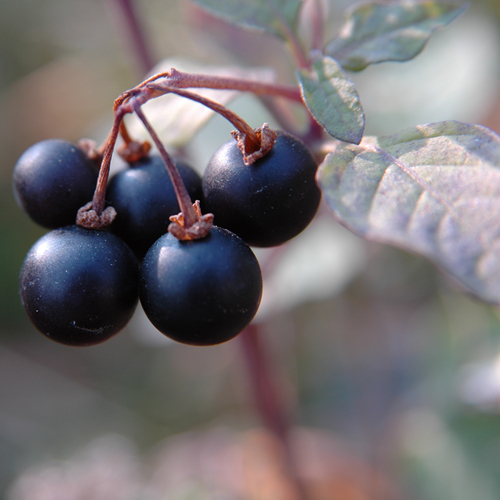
13, 0, 500, 494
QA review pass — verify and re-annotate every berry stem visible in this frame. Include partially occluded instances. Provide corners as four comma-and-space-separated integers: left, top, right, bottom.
118, 83, 265, 155
119, 120, 133, 145
155, 68, 303, 102
92, 66, 307, 177
132, 101, 199, 228
91, 109, 124, 215
148, 85, 262, 153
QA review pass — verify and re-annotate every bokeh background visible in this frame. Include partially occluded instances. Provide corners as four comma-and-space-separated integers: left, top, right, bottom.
2, 0, 500, 498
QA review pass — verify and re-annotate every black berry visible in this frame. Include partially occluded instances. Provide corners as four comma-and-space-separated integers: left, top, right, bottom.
202, 130, 321, 247
106, 155, 203, 258
13, 139, 98, 229
140, 226, 262, 346
19, 226, 139, 346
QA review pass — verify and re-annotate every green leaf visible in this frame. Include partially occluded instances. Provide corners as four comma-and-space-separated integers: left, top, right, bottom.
297, 55, 365, 144
125, 58, 275, 148
325, 1, 467, 71
317, 121, 500, 304
190, 0, 303, 39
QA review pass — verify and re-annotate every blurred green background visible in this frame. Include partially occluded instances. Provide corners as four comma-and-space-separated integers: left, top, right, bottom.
2, 0, 500, 499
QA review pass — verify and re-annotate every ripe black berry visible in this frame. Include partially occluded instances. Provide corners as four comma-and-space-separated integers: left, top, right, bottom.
202, 130, 321, 247
13, 139, 98, 229
140, 226, 262, 346
19, 226, 139, 346
106, 155, 203, 258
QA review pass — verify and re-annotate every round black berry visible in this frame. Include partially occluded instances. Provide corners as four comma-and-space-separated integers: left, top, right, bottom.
106, 155, 203, 258
13, 139, 98, 229
202, 130, 321, 247
140, 226, 262, 346
19, 226, 139, 346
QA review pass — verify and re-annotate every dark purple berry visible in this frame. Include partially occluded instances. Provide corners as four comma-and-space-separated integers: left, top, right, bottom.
140, 226, 262, 346
202, 130, 321, 247
106, 155, 203, 258
13, 139, 98, 229
19, 226, 139, 346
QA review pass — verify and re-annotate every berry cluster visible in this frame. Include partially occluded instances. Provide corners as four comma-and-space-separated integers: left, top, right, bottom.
13, 73, 321, 348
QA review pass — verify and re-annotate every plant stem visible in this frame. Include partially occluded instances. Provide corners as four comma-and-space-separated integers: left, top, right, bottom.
160, 69, 303, 102
114, 0, 156, 74
91, 110, 124, 215
310, 0, 325, 51
239, 324, 309, 500
91, 68, 286, 215
149, 85, 261, 152
94, 66, 305, 156
133, 101, 198, 228
266, 0, 309, 69
240, 324, 289, 440
119, 120, 133, 145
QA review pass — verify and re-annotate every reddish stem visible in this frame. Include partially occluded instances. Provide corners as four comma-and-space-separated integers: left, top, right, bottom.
267, 1, 309, 69
132, 101, 198, 227
310, 0, 325, 51
91, 110, 124, 215
149, 85, 261, 152
114, 0, 156, 75
119, 120, 133, 145
240, 324, 289, 440
90, 71, 281, 218
161, 69, 303, 102
89, 58, 311, 215
93, 67, 305, 156
240, 324, 309, 499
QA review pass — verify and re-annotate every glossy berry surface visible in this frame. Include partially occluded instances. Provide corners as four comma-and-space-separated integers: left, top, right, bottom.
202, 130, 321, 247
106, 155, 203, 258
19, 226, 139, 346
13, 139, 98, 229
140, 226, 262, 346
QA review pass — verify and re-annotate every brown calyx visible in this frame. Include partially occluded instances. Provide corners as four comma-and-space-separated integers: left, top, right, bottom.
77, 138, 104, 171
76, 201, 117, 229
168, 200, 214, 241
117, 140, 152, 164
231, 123, 278, 166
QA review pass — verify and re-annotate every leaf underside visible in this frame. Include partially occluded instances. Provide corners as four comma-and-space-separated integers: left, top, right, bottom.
325, 1, 467, 71
318, 120, 500, 304
190, 0, 303, 40
297, 56, 365, 144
